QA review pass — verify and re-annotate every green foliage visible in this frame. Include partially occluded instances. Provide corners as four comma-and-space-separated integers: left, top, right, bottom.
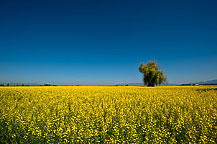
139, 61, 166, 86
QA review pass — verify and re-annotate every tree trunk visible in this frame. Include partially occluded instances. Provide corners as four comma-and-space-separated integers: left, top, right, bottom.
147, 83, 155, 87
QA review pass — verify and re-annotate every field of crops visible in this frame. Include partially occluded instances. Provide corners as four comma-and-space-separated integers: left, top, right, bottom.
0, 86, 216, 143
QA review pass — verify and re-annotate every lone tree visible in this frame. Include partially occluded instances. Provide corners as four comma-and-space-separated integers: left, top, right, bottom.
139, 61, 166, 86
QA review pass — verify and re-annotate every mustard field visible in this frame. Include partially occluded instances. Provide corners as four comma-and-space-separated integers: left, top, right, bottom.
0, 86, 216, 143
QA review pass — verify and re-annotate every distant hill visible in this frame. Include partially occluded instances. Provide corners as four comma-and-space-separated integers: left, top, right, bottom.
181, 79, 217, 86
116, 79, 217, 86
1, 79, 216, 87
114, 83, 177, 86
198, 79, 217, 85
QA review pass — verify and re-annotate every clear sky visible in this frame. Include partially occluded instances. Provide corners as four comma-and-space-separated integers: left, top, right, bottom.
0, 0, 217, 85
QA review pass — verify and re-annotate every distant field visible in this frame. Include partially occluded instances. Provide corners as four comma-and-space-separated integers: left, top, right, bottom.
0, 86, 216, 143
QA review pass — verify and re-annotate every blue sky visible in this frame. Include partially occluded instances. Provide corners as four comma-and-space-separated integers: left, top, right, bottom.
0, 0, 217, 85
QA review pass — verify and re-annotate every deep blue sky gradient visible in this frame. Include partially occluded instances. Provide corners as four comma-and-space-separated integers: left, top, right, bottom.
0, 0, 217, 85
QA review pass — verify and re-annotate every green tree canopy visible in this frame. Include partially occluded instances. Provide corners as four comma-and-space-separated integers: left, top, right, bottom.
139, 61, 166, 86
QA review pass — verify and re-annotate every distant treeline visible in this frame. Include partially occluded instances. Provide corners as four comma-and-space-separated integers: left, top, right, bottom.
40, 84, 80, 86
0, 83, 80, 86
0, 83, 29, 86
